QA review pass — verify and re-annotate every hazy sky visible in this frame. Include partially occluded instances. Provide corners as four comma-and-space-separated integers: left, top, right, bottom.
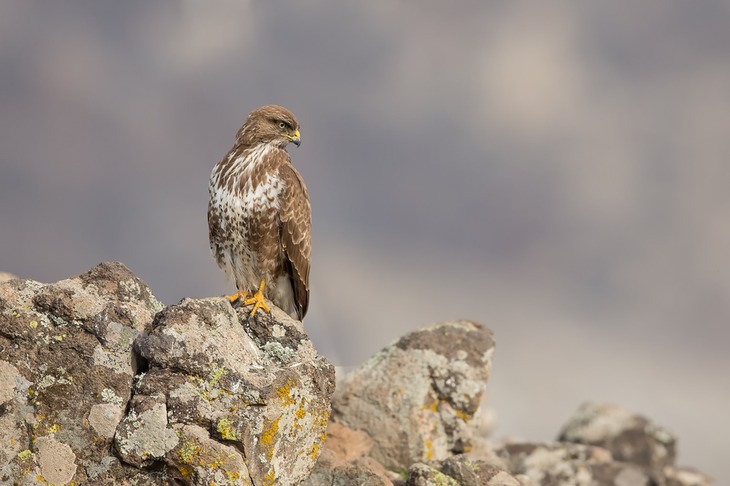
1, 1, 729, 481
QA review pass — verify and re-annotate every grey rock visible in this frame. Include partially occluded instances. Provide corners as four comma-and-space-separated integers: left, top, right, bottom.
496, 441, 652, 486
407, 455, 523, 486
333, 320, 495, 470
0, 262, 335, 485
558, 402, 677, 481
0, 262, 163, 485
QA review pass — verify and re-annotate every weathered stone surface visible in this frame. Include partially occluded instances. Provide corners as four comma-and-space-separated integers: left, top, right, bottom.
170, 424, 250, 485
126, 297, 335, 486
302, 422, 394, 486
0, 262, 163, 484
333, 320, 494, 470
0, 271, 16, 283
407, 455, 524, 486
115, 392, 180, 467
664, 466, 715, 486
558, 402, 677, 480
496, 441, 652, 486
0, 263, 335, 485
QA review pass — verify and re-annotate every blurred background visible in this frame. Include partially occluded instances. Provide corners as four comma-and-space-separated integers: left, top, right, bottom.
1, 0, 728, 481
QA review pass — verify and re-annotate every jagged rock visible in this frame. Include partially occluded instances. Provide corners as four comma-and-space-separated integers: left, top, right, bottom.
0, 262, 164, 484
0, 272, 17, 283
557, 402, 677, 481
496, 441, 652, 486
127, 296, 336, 485
0, 262, 335, 485
333, 320, 494, 471
302, 422, 395, 486
407, 455, 524, 486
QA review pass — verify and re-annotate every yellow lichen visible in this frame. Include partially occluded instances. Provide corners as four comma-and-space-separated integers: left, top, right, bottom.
177, 438, 202, 465
217, 418, 239, 441
46, 424, 60, 434
424, 438, 434, 460
454, 408, 472, 422
208, 362, 228, 388
295, 407, 306, 420
29, 320, 38, 329
17, 449, 32, 460
276, 379, 298, 407
263, 468, 276, 486
259, 416, 280, 457
310, 442, 320, 460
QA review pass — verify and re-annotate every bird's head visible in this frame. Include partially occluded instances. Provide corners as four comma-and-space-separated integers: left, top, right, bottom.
236, 105, 301, 149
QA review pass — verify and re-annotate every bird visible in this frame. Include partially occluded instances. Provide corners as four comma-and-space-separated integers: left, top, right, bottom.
208, 105, 311, 321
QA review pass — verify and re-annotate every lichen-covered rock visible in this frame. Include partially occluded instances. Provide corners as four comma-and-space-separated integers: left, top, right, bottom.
496, 442, 652, 486
126, 297, 335, 486
0, 262, 164, 484
407, 455, 524, 486
302, 422, 394, 486
557, 402, 677, 480
0, 263, 335, 485
333, 320, 494, 470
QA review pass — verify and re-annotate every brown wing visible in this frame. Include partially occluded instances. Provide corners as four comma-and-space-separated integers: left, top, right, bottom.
279, 163, 312, 319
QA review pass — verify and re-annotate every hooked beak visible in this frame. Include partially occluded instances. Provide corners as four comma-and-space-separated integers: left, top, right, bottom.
289, 129, 301, 147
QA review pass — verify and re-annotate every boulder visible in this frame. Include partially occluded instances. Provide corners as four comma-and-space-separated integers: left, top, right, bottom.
332, 320, 494, 471
0, 262, 162, 484
128, 296, 335, 485
0, 262, 335, 485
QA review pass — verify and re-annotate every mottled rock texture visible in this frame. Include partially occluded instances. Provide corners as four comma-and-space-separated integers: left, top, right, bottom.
332, 320, 495, 471
0, 263, 715, 485
558, 401, 676, 480
325, 323, 714, 486
301, 422, 395, 486
0, 262, 334, 485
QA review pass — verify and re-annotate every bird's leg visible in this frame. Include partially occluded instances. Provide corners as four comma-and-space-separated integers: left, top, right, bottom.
243, 279, 270, 316
226, 290, 249, 304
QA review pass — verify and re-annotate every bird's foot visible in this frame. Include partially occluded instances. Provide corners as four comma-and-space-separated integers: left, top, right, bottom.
226, 290, 249, 304
243, 280, 270, 316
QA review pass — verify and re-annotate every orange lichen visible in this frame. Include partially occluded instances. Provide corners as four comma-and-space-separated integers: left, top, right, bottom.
424, 438, 434, 460
259, 416, 281, 457
276, 379, 297, 407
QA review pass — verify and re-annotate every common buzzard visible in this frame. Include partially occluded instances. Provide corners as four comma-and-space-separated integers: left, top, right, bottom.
208, 105, 311, 320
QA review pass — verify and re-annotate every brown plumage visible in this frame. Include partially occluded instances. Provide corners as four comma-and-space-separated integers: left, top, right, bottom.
208, 105, 311, 320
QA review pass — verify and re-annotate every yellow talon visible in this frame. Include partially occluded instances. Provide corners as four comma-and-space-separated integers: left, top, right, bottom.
226, 290, 249, 303
243, 279, 270, 316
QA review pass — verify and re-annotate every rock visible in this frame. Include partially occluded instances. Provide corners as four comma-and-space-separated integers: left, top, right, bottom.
557, 402, 677, 480
407, 455, 524, 486
0, 262, 163, 484
127, 296, 335, 485
0, 271, 17, 283
0, 262, 335, 485
496, 441, 652, 486
333, 320, 494, 470
664, 466, 715, 486
302, 422, 394, 486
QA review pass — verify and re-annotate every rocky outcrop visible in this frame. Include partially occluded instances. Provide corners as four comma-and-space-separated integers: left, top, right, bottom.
0, 262, 334, 485
0, 263, 715, 485
322, 323, 715, 486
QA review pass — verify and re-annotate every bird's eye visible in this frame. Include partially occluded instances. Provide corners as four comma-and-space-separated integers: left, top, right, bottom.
278, 122, 286, 129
